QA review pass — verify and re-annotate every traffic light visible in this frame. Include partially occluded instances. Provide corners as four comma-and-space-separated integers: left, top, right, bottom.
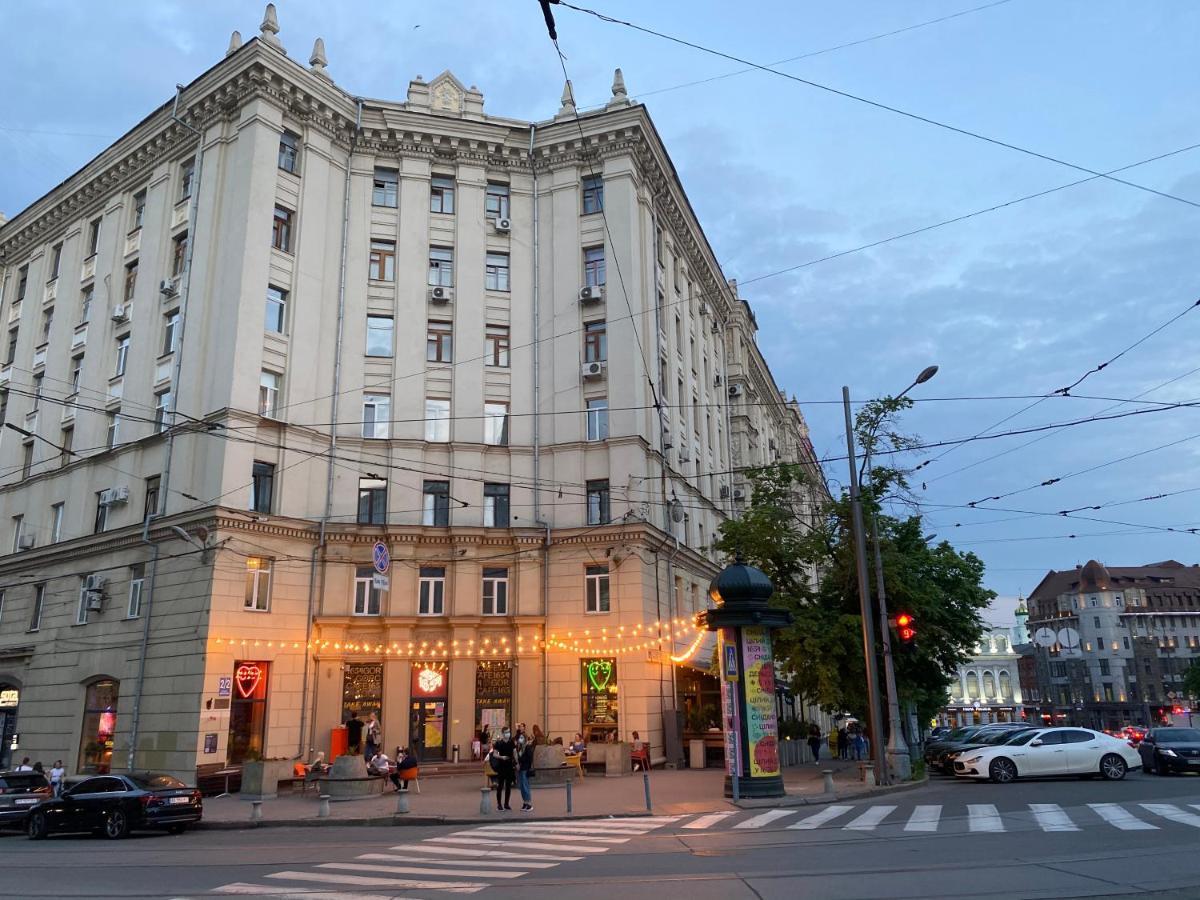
890, 612, 916, 644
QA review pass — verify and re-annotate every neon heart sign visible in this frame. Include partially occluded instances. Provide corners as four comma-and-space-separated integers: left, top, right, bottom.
235, 663, 264, 698
586, 659, 613, 691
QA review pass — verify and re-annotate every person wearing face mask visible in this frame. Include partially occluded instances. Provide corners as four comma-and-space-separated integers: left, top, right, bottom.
515, 732, 535, 811
490, 727, 516, 811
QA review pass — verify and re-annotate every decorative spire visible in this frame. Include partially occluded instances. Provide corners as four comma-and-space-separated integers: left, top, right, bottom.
309, 37, 330, 80
259, 3, 283, 50
557, 80, 576, 118
226, 30, 243, 57
607, 67, 630, 108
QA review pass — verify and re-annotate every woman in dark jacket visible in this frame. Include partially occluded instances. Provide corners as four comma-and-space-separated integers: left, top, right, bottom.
516, 733, 535, 811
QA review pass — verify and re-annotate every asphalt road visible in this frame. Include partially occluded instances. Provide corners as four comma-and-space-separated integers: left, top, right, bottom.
3, 771, 1200, 900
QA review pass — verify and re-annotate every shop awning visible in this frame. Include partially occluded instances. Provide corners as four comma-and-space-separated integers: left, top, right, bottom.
672, 631, 718, 674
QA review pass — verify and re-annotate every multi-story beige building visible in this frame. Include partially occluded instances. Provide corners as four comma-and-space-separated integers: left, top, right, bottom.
0, 7, 826, 780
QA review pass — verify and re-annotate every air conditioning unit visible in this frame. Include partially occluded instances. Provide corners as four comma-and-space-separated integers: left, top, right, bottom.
578, 285, 604, 303
732, 488, 746, 501
728, 384, 744, 398
719, 484, 730, 499
581, 361, 606, 380
494, 217, 512, 233
84, 574, 108, 592
18, 534, 35, 550
159, 277, 179, 296
100, 486, 130, 506
86, 594, 104, 612
111, 304, 129, 323
430, 286, 454, 303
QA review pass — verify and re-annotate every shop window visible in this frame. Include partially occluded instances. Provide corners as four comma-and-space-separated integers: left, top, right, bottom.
78, 679, 119, 774
0, 683, 18, 770
581, 658, 617, 742
342, 663, 382, 722
227, 661, 269, 764
475, 661, 512, 738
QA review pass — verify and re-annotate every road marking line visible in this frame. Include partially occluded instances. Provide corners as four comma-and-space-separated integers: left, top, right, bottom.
788, 805, 853, 830
904, 805, 941, 832
844, 805, 896, 831
428, 836, 608, 854
682, 811, 737, 830
358, 853, 558, 870
1029, 803, 1079, 832
264, 871, 485, 893
735, 809, 796, 829
1088, 804, 1158, 831
319, 862, 523, 879
213, 885, 411, 899
391, 843, 583, 862
1142, 803, 1200, 828
967, 804, 1005, 832
485, 822, 655, 835
468, 827, 629, 844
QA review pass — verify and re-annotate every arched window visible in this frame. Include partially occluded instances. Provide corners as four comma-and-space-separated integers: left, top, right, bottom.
79, 679, 119, 774
999, 671, 1013, 699
966, 672, 980, 699
983, 672, 997, 698
995, 636, 1008, 652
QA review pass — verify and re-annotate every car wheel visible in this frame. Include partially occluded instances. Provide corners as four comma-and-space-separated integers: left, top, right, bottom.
989, 758, 1017, 784
1100, 753, 1127, 781
103, 810, 130, 839
27, 812, 48, 841
167, 824, 187, 835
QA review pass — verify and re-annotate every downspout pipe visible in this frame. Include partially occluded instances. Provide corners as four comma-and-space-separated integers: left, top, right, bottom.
300, 97, 362, 757
127, 86, 204, 771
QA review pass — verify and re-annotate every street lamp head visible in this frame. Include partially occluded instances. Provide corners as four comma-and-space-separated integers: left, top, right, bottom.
914, 365, 939, 385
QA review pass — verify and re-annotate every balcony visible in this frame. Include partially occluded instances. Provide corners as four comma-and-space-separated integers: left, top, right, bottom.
107, 376, 123, 403
154, 356, 173, 386
124, 230, 141, 257
72, 324, 88, 349
81, 256, 96, 281
61, 399, 76, 424
0, 364, 9, 385
8, 302, 20, 324
32, 343, 47, 369
44, 279, 57, 304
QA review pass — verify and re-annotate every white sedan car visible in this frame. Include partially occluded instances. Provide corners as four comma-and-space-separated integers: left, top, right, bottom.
953, 727, 1141, 783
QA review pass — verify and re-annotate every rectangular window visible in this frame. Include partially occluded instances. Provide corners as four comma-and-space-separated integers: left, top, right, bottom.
483, 483, 510, 528
265, 286, 287, 334
179, 159, 195, 202
250, 461, 275, 514
426, 320, 453, 363
428, 246, 454, 286
1099, 658, 1111, 676
366, 315, 394, 357
372, 167, 398, 207
132, 190, 146, 231
80, 285, 93, 324
123, 261, 137, 303
128, 564, 145, 619
362, 393, 390, 439
582, 175, 604, 214
4, 330, 15, 365
40, 306, 53, 344
28, 584, 45, 631
485, 253, 510, 291
484, 402, 509, 446
425, 398, 450, 442
153, 390, 171, 433
584, 320, 607, 363
244, 557, 272, 611
430, 175, 455, 214
31, 373, 43, 411
418, 566, 446, 615
271, 206, 293, 252
76, 578, 92, 625
143, 475, 160, 521
259, 371, 280, 417
584, 246, 606, 287
586, 479, 611, 525
162, 310, 180, 355
369, 239, 395, 281
586, 398, 609, 441
87, 218, 102, 257
278, 130, 300, 173
485, 182, 510, 218
482, 567, 509, 615
16, 265, 29, 301
357, 478, 387, 525
106, 412, 120, 449
11, 515, 23, 553
70, 354, 84, 395
51, 502, 64, 543
20, 444, 33, 480
171, 231, 188, 277
354, 566, 382, 615
94, 492, 108, 534
484, 324, 510, 367
49, 244, 63, 280
585, 564, 610, 613
423, 480, 450, 526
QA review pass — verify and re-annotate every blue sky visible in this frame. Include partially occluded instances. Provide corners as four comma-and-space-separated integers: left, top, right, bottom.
3, 1, 1199, 622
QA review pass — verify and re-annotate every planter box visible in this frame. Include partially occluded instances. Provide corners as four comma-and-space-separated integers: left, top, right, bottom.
239, 758, 294, 800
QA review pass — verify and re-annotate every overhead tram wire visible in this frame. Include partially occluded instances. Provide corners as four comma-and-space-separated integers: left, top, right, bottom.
552, 1, 1200, 209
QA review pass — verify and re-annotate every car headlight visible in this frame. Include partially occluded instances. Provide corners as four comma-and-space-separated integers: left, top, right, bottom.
964, 755, 984, 764
1161, 749, 1178, 757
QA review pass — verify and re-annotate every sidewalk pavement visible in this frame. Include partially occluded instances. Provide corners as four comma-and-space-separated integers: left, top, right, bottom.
197, 756, 924, 829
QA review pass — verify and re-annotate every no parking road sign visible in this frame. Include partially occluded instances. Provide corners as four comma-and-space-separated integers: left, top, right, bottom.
372, 541, 390, 574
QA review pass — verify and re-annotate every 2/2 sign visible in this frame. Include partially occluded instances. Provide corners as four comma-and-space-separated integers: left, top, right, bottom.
217, 676, 232, 698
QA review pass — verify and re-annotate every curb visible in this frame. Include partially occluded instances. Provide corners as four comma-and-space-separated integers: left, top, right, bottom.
732, 772, 929, 809
194, 810, 661, 831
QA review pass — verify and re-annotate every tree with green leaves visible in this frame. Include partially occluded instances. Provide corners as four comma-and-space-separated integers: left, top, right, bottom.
1184, 660, 1200, 702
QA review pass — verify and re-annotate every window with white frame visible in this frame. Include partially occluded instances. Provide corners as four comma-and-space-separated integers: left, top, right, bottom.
373, 167, 398, 207
482, 567, 509, 615
265, 286, 287, 334
425, 398, 450, 442
278, 131, 300, 173
423, 480, 450, 526
357, 478, 386, 525
362, 394, 390, 439
127, 563, 145, 618
586, 398, 609, 441
366, 315, 394, 357
586, 564, 610, 613
483, 483, 509, 527
584, 246, 605, 287
485, 253, 510, 291
418, 566, 446, 615
179, 158, 195, 202
153, 390, 171, 433
428, 247, 454, 287
483, 402, 509, 446
354, 566, 382, 615
244, 557, 272, 611
114, 334, 130, 377
429, 176, 455, 214
259, 371, 280, 417
76, 577, 91, 625
29, 584, 44, 631
485, 182, 510, 219
106, 411, 121, 449
50, 502, 64, 543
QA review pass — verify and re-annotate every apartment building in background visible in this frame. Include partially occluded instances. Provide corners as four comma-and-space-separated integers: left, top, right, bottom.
0, 7, 826, 778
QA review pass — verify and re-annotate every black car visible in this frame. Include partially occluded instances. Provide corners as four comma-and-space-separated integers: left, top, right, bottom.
0, 771, 52, 827
1138, 727, 1200, 775
939, 727, 1034, 771
924, 727, 983, 765
27, 772, 202, 839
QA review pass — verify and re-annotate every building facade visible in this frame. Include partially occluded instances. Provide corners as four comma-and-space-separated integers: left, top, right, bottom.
939, 621, 1025, 726
0, 10, 826, 778
1024, 560, 1200, 730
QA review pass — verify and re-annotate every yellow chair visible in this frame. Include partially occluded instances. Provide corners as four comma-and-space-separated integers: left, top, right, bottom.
565, 754, 585, 778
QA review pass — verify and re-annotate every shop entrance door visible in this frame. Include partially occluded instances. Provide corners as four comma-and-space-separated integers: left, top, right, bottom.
0, 707, 17, 770
410, 700, 446, 761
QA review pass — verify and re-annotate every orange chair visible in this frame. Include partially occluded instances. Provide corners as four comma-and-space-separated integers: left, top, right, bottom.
397, 765, 421, 793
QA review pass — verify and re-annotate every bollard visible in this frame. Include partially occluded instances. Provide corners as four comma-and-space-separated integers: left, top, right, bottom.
822, 769, 835, 794
566, 777, 573, 816
643, 771, 652, 812
317, 794, 331, 818
396, 790, 410, 815
250, 800, 263, 823
479, 786, 492, 816
732, 773, 740, 803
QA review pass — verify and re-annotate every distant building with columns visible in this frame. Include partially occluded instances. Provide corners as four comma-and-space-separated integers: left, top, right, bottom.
939, 619, 1025, 727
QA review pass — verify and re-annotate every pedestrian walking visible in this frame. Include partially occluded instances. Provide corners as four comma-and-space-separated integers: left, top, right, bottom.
853, 727, 866, 761
489, 727, 516, 811
807, 724, 822, 765
364, 712, 382, 761
345, 711, 364, 755
836, 728, 848, 761
49, 760, 65, 797
516, 732, 535, 811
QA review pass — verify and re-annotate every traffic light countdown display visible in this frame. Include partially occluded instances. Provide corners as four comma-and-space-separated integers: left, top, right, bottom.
890, 613, 916, 645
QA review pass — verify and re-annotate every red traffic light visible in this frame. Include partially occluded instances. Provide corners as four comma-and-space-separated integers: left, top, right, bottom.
891, 613, 916, 643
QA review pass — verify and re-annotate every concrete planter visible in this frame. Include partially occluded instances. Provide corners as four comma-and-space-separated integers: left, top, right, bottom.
240, 758, 293, 800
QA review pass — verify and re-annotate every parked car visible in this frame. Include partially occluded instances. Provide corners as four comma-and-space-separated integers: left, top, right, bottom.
0, 771, 52, 828
940, 727, 1034, 771
1138, 727, 1200, 775
1122, 725, 1148, 744
930, 724, 1031, 773
27, 772, 202, 840
928, 727, 953, 742
925, 726, 988, 766
953, 727, 1140, 783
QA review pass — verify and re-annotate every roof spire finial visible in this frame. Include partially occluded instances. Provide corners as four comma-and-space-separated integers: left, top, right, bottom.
607, 67, 630, 108
556, 80, 576, 119
260, 3, 283, 51
227, 30, 243, 57
309, 37, 331, 80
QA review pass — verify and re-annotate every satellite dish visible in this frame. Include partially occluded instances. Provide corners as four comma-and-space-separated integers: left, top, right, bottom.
1033, 627, 1057, 648
1057, 627, 1081, 650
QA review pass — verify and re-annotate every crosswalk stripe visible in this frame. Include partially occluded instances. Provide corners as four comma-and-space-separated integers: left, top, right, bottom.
1030, 804, 1079, 832
428, 836, 609, 854
683, 811, 737, 830
213, 885, 409, 900
390, 843, 583, 861
788, 805, 853, 830
844, 805, 896, 831
967, 804, 1005, 833
1142, 803, 1200, 828
486, 822, 654, 835
904, 805, 941, 832
1088, 804, 1158, 831
735, 809, 796, 829
319, 862, 524, 880
358, 853, 559, 870
469, 827, 629, 844
264, 871, 485, 893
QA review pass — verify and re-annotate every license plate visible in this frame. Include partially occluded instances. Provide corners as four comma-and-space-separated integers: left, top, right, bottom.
14, 799, 36, 806
168, 796, 190, 805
